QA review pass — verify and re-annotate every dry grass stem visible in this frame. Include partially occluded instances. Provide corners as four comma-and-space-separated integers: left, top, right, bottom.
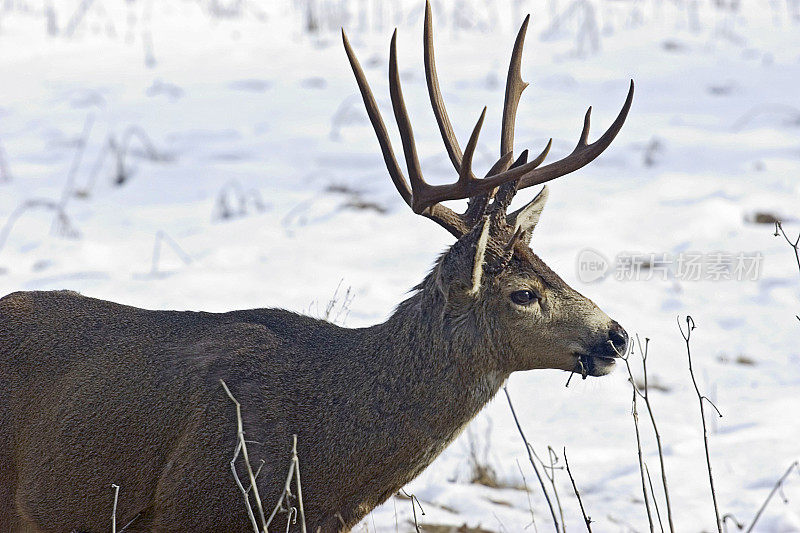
111, 483, 120, 533
745, 461, 799, 532
503, 384, 560, 533
400, 489, 424, 533
679, 316, 723, 533
774, 221, 800, 276
563, 448, 592, 532
644, 463, 664, 533
221, 379, 268, 532
515, 458, 538, 532
625, 335, 675, 532
619, 344, 655, 533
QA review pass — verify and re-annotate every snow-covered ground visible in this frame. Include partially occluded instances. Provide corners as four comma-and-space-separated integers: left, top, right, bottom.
1, 1, 799, 531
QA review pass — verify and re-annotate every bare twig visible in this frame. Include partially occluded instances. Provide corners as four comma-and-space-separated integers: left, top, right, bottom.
504, 385, 560, 533
112, 125, 165, 186
58, 114, 95, 210
221, 379, 268, 532
150, 230, 193, 275
323, 280, 354, 325
722, 513, 744, 533
540, 447, 565, 533
118, 513, 141, 533
644, 463, 664, 533
294, 440, 308, 533
621, 350, 655, 532
515, 458, 538, 532
230, 440, 260, 532
679, 316, 723, 533
632, 335, 675, 532
0, 115, 94, 252
563, 448, 592, 532
265, 434, 308, 533
400, 489, 424, 533
745, 461, 799, 532
63, 0, 96, 37
632, 378, 655, 531
774, 221, 800, 278
213, 180, 268, 221
0, 198, 81, 254
111, 483, 120, 533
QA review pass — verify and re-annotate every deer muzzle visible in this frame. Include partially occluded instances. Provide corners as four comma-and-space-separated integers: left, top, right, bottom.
576, 320, 629, 377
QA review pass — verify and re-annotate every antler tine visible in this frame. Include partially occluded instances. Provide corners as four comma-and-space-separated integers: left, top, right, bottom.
500, 14, 530, 158
343, 29, 469, 238
492, 149, 529, 214
458, 107, 486, 185
342, 30, 412, 207
462, 151, 515, 228
344, 8, 634, 234
515, 80, 635, 190
388, 30, 426, 195
408, 138, 551, 213
424, 1, 475, 180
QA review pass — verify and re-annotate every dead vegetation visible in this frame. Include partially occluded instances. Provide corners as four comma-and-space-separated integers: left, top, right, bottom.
221, 379, 308, 533
419, 524, 494, 533
325, 183, 387, 215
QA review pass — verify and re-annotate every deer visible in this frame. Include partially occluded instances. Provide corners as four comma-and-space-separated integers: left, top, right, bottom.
0, 4, 633, 532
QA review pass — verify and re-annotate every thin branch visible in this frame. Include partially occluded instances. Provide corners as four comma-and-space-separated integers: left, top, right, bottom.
745, 461, 799, 532
265, 435, 307, 533
634, 335, 675, 533
544, 447, 565, 533
265, 441, 296, 527
400, 489, 424, 533
503, 385, 560, 533
678, 316, 723, 533
150, 230, 193, 275
111, 484, 120, 533
231, 441, 260, 531
112, 125, 165, 186
722, 513, 744, 533
621, 352, 655, 532
516, 458, 538, 532
293, 438, 308, 533
563, 449, 592, 532
644, 463, 665, 533
774, 221, 800, 277
0, 198, 80, 254
118, 512, 141, 533
58, 113, 95, 211
221, 379, 268, 532
526, 445, 566, 532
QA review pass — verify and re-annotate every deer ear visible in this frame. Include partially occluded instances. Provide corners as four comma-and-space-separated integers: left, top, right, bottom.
508, 185, 548, 245
436, 216, 491, 309
469, 216, 491, 294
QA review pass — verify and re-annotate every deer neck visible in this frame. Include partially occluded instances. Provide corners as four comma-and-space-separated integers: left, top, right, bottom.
366, 276, 507, 439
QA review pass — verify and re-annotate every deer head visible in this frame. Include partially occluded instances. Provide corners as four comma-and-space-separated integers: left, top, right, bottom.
343, 3, 632, 379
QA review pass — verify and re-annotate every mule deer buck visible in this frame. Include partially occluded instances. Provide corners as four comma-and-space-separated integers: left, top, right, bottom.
0, 4, 633, 532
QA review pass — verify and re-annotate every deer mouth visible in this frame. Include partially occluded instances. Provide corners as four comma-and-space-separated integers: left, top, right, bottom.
573, 352, 618, 378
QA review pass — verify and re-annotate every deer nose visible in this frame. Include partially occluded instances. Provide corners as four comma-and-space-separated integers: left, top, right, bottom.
608, 321, 628, 356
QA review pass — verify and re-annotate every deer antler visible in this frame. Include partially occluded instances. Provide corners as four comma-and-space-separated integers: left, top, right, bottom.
342, 1, 634, 238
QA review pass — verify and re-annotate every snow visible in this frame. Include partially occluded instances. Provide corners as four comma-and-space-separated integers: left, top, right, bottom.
1, 1, 799, 531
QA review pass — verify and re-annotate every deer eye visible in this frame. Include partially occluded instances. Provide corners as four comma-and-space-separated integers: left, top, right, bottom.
510, 290, 538, 306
